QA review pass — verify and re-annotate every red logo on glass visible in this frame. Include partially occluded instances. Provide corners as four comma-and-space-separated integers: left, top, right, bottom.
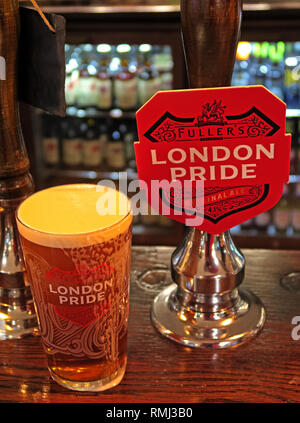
44, 263, 114, 327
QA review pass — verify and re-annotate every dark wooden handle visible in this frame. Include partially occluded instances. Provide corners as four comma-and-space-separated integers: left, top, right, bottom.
0, 0, 31, 180
180, 0, 242, 89
0, 0, 33, 198
0, 2, 34, 314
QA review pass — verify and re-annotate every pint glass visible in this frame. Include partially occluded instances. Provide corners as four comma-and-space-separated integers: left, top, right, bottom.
17, 184, 132, 391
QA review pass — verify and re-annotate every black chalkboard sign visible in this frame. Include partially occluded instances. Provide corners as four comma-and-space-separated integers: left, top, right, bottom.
18, 7, 66, 117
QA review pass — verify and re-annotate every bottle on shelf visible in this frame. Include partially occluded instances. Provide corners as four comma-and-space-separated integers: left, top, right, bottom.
119, 119, 136, 170
265, 42, 285, 100
107, 45, 121, 80
114, 44, 138, 111
65, 44, 80, 107
98, 120, 109, 165
249, 42, 270, 86
152, 45, 174, 91
42, 115, 60, 167
81, 119, 102, 168
231, 41, 252, 86
291, 183, 300, 235
106, 122, 126, 170
137, 44, 161, 107
130, 45, 139, 72
62, 118, 82, 167
284, 43, 300, 109
96, 44, 113, 111
286, 119, 297, 175
75, 44, 101, 109
273, 183, 291, 235
254, 210, 272, 232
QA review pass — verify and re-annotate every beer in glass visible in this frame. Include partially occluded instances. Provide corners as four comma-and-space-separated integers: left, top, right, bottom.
17, 184, 132, 391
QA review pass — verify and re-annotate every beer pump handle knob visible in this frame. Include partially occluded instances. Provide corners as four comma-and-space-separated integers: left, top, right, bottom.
180, 0, 242, 89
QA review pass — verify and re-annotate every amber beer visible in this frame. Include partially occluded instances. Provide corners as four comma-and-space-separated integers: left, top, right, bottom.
17, 184, 132, 391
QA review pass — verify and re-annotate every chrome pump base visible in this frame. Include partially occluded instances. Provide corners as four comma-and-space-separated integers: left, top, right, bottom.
0, 198, 38, 339
151, 230, 266, 348
151, 285, 265, 348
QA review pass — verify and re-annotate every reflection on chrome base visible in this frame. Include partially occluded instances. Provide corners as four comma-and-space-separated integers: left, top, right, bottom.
150, 229, 266, 348
135, 266, 172, 293
280, 272, 300, 292
151, 285, 266, 348
0, 286, 38, 340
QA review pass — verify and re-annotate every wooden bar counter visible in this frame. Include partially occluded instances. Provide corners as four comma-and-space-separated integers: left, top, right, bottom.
0, 247, 300, 403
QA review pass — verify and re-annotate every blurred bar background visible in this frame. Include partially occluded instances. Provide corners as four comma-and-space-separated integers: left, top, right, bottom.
18, 0, 300, 249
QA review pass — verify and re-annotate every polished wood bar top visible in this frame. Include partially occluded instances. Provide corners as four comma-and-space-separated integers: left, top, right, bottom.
1, 246, 300, 403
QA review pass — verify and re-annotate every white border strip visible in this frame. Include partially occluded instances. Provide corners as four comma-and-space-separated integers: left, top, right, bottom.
39, 3, 300, 15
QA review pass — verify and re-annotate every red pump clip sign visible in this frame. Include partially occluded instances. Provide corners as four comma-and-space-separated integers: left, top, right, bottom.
134, 86, 291, 234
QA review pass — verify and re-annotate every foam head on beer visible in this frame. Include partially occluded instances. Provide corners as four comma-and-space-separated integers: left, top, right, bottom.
17, 183, 131, 247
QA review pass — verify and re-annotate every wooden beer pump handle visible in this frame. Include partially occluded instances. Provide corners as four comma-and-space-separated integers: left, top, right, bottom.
151, 0, 266, 348
180, 0, 242, 89
0, 0, 37, 339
